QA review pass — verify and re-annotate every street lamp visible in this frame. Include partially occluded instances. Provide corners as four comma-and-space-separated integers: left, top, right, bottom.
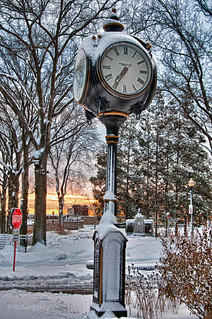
188, 178, 195, 235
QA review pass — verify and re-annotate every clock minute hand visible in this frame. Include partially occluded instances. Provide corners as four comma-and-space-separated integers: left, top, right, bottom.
113, 66, 128, 89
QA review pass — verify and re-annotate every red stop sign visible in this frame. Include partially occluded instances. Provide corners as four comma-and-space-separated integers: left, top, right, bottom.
11, 208, 22, 229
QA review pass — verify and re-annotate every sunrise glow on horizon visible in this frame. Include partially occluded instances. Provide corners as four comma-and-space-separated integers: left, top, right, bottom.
28, 192, 96, 215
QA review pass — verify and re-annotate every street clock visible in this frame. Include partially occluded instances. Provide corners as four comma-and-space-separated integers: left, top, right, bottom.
73, 10, 157, 318
73, 12, 157, 121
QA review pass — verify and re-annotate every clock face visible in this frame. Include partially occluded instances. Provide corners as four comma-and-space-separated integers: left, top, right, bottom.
98, 42, 153, 98
73, 49, 89, 103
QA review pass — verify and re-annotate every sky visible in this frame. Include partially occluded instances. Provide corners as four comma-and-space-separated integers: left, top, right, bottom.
27, 193, 96, 215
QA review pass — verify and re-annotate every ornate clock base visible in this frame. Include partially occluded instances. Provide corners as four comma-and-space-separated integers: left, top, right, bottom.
91, 222, 127, 318
91, 302, 127, 318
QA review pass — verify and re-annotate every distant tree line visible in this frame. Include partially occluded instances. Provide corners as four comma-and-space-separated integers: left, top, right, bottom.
91, 89, 212, 226
91, 0, 212, 225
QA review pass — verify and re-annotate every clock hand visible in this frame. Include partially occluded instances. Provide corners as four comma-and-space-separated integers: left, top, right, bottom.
119, 63, 132, 67
113, 66, 128, 89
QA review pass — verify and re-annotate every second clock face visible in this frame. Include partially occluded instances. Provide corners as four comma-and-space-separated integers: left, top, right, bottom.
73, 49, 89, 103
98, 42, 152, 98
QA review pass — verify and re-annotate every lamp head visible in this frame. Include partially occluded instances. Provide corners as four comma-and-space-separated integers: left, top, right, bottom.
188, 178, 195, 188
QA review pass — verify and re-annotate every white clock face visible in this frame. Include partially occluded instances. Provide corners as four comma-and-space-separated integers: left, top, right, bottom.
98, 42, 152, 97
73, 49, 89, 102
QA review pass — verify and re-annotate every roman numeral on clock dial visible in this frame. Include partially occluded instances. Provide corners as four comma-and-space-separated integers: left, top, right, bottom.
123, 85, 127, 93
137, 77, 145, 85
103, 65, 111, 70
140, 70, 147, 74
105, 73, 113, 81
123, 46, 128, 55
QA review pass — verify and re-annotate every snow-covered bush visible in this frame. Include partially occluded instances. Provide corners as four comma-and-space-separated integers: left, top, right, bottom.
126, 265, 166, 319
157, 228, 212, 319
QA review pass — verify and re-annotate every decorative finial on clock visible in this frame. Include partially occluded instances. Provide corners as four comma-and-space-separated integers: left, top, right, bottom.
103, 9, 124, 32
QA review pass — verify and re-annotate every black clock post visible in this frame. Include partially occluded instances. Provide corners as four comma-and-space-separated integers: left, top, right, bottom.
73, 10, 157, 318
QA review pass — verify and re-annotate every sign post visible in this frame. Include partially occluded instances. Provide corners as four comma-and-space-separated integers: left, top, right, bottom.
11, 208, 22, 272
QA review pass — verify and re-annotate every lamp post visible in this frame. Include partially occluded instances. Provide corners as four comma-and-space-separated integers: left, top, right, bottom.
166, 212, 171, 237
188, 178, 195, 235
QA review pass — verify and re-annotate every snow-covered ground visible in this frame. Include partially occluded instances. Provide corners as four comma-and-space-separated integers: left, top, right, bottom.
0, 226, 197, 318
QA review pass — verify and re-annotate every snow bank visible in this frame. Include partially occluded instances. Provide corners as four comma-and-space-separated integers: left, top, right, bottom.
0, 226, 197, 318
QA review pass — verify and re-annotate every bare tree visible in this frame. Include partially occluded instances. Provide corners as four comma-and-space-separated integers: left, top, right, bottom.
195, 0, 212, 16
49, 107, 100, 231
0, 136, 9, 233
0, 104, 23, 232
126, 0, 212, 154
0, 45, 37, 235
0, 0, 119, 244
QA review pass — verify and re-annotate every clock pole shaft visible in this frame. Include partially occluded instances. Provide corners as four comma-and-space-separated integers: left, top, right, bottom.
92, 111, 128, 318
99, 112, 128, 219
105, 131, 119, 216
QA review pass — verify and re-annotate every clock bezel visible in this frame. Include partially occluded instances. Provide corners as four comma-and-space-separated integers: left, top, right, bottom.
73, 48, 91, 104
97, 41, 153, 100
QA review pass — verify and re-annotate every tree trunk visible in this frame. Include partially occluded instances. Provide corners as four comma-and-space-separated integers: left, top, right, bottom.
175, 116, 180, 236
8, 174, 19, 211
20, 144, 29, 238
146, 138, 150, 218
58, 195, 64, 231
155, 131, 159, 238
0, 171, 7, 233
33, 158, 47, 245
125, 131, 131, 219
0, 187, 7, 234
164, 151, 169, 214
8, 172, 19, 232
